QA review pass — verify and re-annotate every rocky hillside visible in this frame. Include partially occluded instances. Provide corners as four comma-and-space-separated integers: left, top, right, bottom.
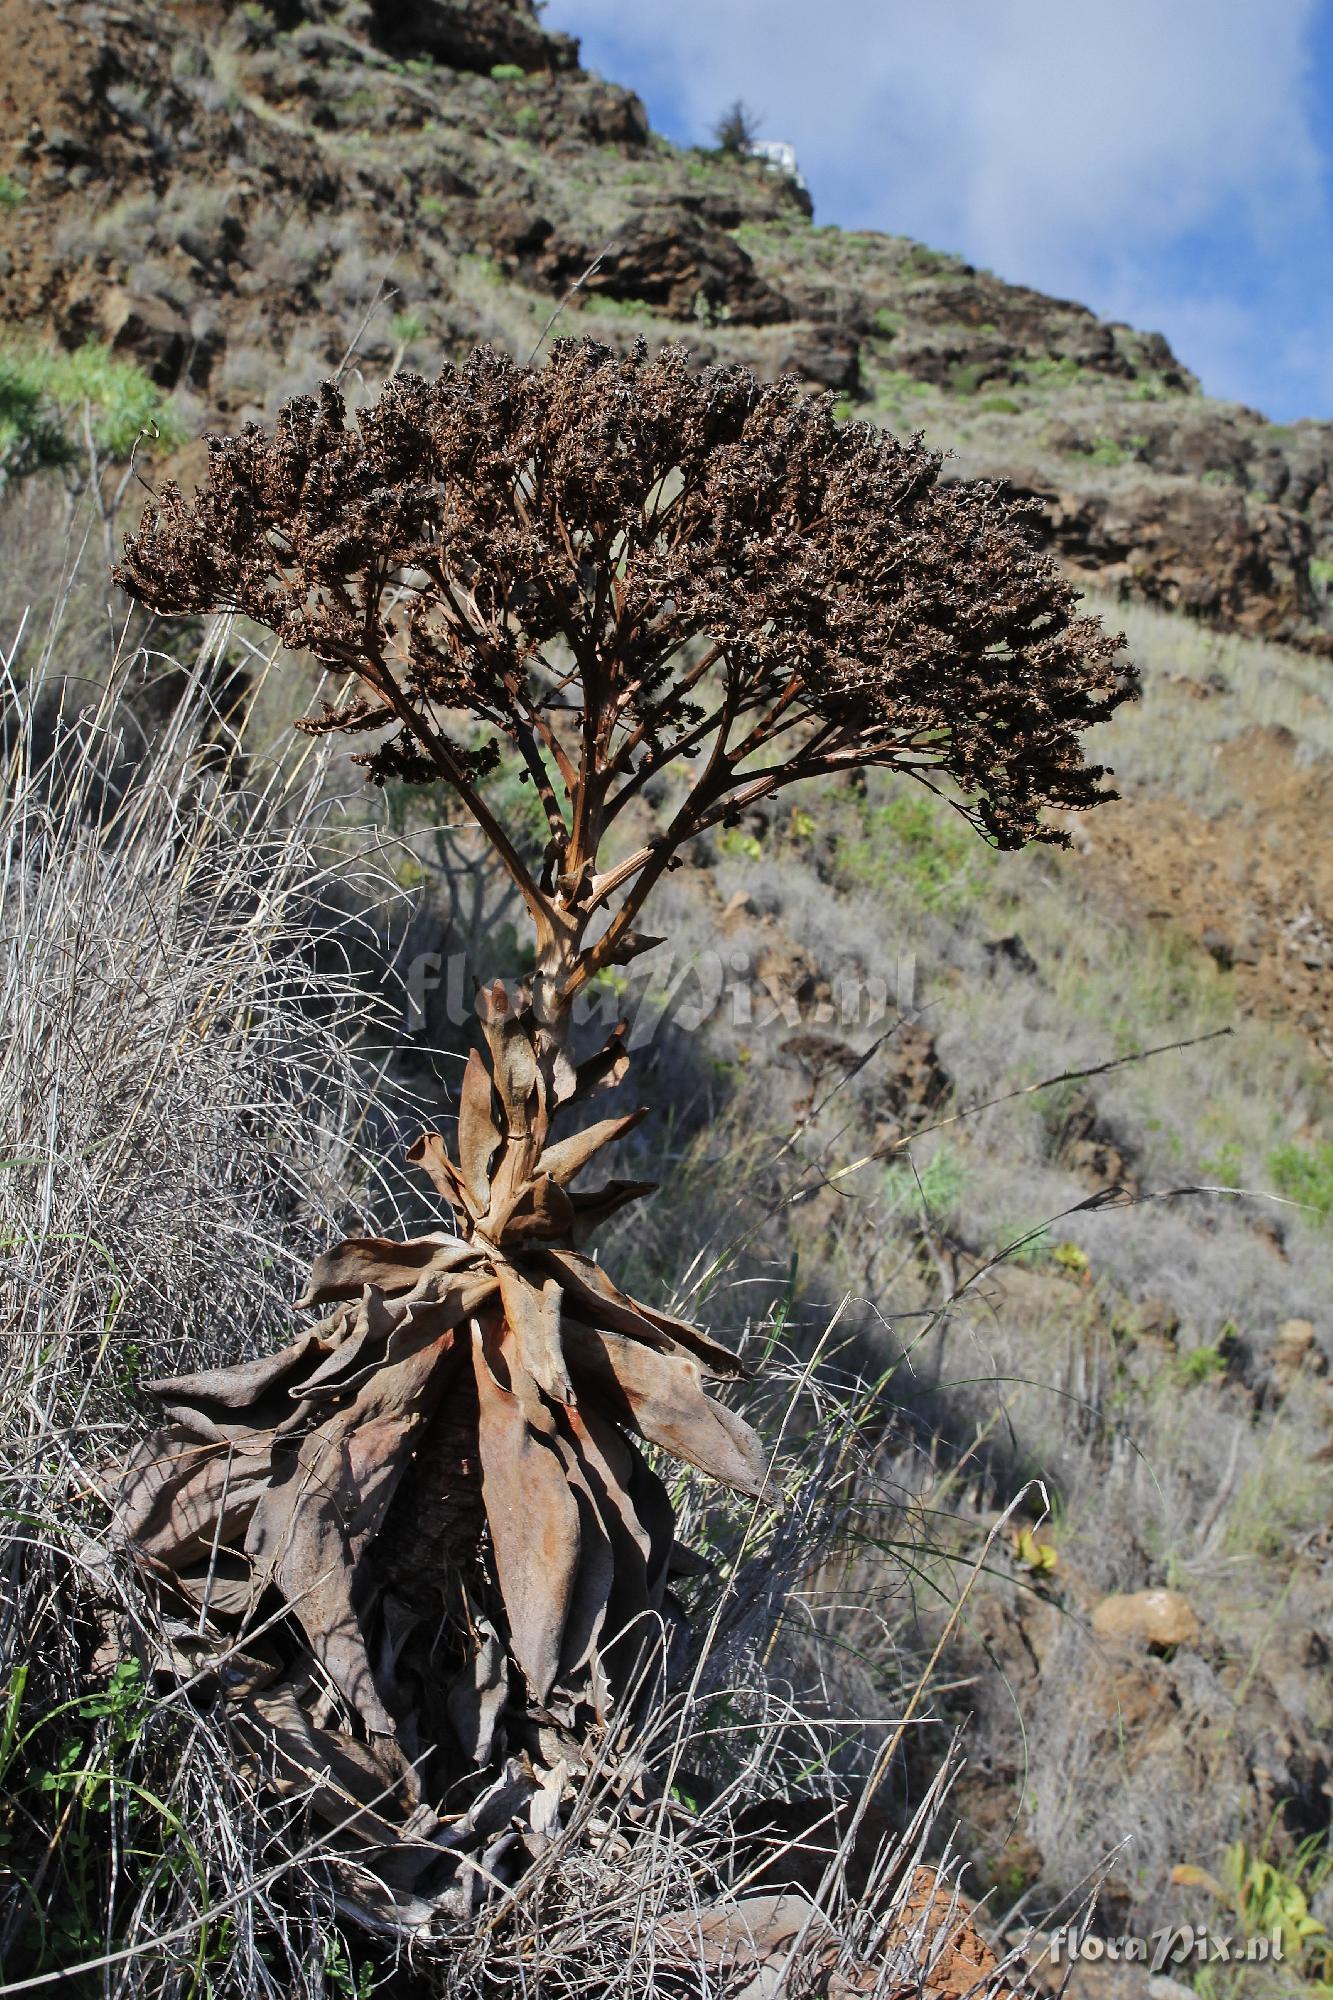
2, 3, 1331, 1991
2, 0, 1332, 650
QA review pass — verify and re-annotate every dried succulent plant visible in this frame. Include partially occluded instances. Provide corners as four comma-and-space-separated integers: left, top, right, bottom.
113, 339, 1134, 1920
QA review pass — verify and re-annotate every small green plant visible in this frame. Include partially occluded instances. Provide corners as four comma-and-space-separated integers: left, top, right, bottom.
1200, 1139, 1244, 1187
460, 249, 504, 287
1020, 354, 1087, 388
870, 306, 901, 338
0, 339, 182, 486
718, 827, 764, 863
1005, 1223, 1052, 1266
1013, 1524, 1058, 1575
0, 174, 26, 207
321, 1935, 377, 2000
1177, 1831, 1332, 1980
389, 310, 427, 346
1051, 1240, 1090, 1277
1174, 1343, 1228, 1386
884, 1144, 967, 1220
946, 360, 994, 398
590, 294, 658, 321
838, 785, 990, 912
979, 394, 1020, 414
902, 244, 954, 277
418, 192, 447, 221
1268, 1139, 1333, 1220
1310, 555, 1333, 593
490, 62, 526, 82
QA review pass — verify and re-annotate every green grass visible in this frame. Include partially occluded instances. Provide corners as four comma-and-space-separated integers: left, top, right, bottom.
0, 175, 26, 208
0, 340, 183, 482
946, 360, 996, 398
836, 783, 992, 913
883, 1142, 968, 1222
1267, 1140, 1333, 1221
1174, 1343, 1229, 1386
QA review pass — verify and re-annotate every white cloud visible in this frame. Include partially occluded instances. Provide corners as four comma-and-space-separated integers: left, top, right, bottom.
550, 0, 1333, 418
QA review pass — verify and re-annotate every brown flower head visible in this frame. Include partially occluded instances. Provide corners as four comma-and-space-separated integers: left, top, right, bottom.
118, 339, 1135, 1009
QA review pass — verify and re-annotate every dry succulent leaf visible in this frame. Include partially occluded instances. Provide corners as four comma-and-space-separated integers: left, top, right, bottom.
562, 1022, 630, 1104
472, 1322, 581, 1702
562, 1318, 768, 1499
246, 1315, 465, 1735
559, 1401, 656, 1695
477, 986, 544, 1130
169, 1550, 259, 1623
117, 1433, 270, 1567
147, 1328, 355, 1438
542, 1247, 748, 1379
536, 1107, 648, 1187
488, 1173, 576, 1242
626, 1437, 676, 1606
445, 1607, 510, 1767
568, 1178, 659, 1241
405, 1131, 471, 1214
234, 1686, 429, 1845
299, 1232, 480, 1306
541, 1419, 615, 1685
495, 1264, 572, 1405
457, 1047, 501, 1211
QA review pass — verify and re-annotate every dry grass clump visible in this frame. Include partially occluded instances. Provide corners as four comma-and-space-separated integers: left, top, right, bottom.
0, 630, 413, 1991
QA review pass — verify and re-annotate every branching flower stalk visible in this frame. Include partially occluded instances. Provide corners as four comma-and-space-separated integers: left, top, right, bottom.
112, 338, 1135, 1922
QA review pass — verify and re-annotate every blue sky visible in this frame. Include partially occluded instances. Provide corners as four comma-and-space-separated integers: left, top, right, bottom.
546, 0, 1333, 424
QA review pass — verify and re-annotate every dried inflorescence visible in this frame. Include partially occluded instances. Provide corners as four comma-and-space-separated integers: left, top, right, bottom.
118, 338, 1135, 1011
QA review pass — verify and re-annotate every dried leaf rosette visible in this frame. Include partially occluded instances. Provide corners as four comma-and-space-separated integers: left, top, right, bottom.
112, 338, 1133, 1922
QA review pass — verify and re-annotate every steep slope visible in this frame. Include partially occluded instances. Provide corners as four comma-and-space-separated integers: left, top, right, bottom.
2, 2, 1331, 1980
1, 0, 1331, 649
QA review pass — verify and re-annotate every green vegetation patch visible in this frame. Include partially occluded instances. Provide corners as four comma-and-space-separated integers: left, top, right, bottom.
1267, 1139, 1333, 1221
836, 783, 994, 913
0, 339, 183, 485
0, 175, 27, 208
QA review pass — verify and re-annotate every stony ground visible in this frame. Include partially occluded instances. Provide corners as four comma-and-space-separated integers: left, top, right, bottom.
2, 2, 1331, 1991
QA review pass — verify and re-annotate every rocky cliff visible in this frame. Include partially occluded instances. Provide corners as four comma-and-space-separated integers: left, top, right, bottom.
2, 0, 1331, 649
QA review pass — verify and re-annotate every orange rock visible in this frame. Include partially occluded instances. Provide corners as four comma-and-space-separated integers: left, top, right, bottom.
1090, 1588, 1200, 1652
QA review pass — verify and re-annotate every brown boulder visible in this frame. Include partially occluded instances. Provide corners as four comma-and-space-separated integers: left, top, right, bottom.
870, 1020, 950, 1137
365, 0, 577, 73
1266, 1316, 1328, 1401
97, 287, 190, 388
779, 328, 860, 393
552, 208, 790, 325
1090, 1589, 1200, 1653
1036, 477, 1319, 640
